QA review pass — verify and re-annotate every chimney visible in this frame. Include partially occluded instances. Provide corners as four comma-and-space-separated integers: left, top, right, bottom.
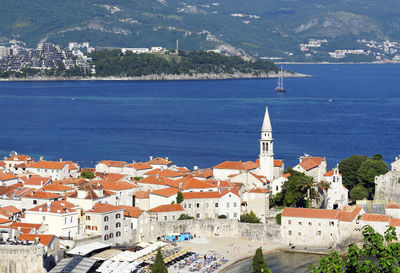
165, 157, 169, 161
179, 182, 182, 190
3, 157, 6, 160
217, 179, 221, 187
39, 156, 44, 161
39, 207, 42, 212
59, 158, 63, 162
57, 210, 60, 213
194, 166, 198, 171
149, 156, 153, 160
132, 160, 136, 164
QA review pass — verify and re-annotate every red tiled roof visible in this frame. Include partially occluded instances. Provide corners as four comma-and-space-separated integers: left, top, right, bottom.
1, 205, 21, 214
0, 161, 5, 167
390, 218, 400, 227
28, 201, 77, 214
27, 161, 68, 170
88, 203, 123, 214
98, 160, 127, 167
138, 176, 174, 186
135, 190, 150, 199
41, 183, 75, 192
299, 157, 324, 171
117, 206, 144, 218
5, 155, 32, 162
283, 173, 291, 178
23, 175, 51, 186
0, 218, 11, 225
360, 213, 390, 223
176, 167, 191, 173
336, 206, 362, 222
10, 222, 42, 230
145, 169, 183, 178
192, 169, 213, 178
100, 180, 138, 191
149, 204, 183, 213
125, 162, 152, 170
97, 173, 126, 183
324, 169, 342, 177
248, 188, 269, 194
213, 161, 258, 170
146, 157, 173, 165
18, 234, 54, 246
150, 187, 179, 197
0, 173, 18, 181
274, 160, 283, 167
182, 191, 221, 199
385, 202, 400, 209
181, 178, 216, 190
81, 168, 95, 173
22, 191, 60, 199
65, 161, 79, 171
282, 207, 339, 220
68, 184, 111, 200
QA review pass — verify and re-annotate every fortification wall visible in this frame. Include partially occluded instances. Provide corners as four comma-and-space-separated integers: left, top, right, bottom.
0, 245, 46, 273
374, 171, 400, 202
150, 219, 281, 242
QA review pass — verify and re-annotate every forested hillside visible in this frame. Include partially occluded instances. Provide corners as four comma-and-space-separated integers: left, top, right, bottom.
2, 0, 400, 61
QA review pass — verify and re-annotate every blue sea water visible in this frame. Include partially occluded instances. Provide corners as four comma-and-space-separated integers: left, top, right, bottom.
0, 64, 399, 169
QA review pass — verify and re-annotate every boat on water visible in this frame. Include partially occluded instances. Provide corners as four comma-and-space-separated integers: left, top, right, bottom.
275, 66, 286, 93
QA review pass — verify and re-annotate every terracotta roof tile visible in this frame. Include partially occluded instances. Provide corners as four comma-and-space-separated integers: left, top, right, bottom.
182, 191, 220, 199
28, 201, 77, 214
0, 173, 18, 181
149, 204, 183, 212
125, 162, 152, 170
98, 160, 127, 167
88, 203, 123, 214
5, 155, 33, 162
176, 167, 191, 173
248, 188, 269, 194
274, 160, 283, 167
0, 218, 12, 224
146, 157, 173, 165
390, 218, 400, 227
138, 176, 174, 186
100, 180, 138, 191
18, 234, 54, 246
41, 183, 75, 192
10, 222, 42, 230
23, 175, 51, 186
145, 169, 183, 178
385, 202, 400, 209
135, 190, 150, 199
213, 161, 258, 170
324, 169, 342, 177
336, 206, 362, 222
281, 207, 339, 220
117, 206, 144, 218
299, 157, 324, 171
27, 161, 68, 170
192, 169, 213, 178
1, 205, 21, 214
150, 187, 179, 197
22, 191, 61, 199
360, 213, 390, 223
81, 168, 95, 173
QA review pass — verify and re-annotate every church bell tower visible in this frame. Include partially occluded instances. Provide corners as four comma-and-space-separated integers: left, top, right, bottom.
259, 106, 274, 181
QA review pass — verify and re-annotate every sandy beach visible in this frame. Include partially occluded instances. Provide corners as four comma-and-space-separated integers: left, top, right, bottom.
169, 237, 281, 273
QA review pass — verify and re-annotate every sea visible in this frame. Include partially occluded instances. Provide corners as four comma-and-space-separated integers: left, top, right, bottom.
0, 64, 399, 169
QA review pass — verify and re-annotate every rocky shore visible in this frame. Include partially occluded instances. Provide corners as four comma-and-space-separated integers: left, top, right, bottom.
0, 71, 310, 81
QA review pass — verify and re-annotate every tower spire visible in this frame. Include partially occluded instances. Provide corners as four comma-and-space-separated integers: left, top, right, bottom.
261, 106, 272, 132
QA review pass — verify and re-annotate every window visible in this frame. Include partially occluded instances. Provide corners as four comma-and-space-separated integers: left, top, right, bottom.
64, 218, 67, 224
233, 202, 237, 207
318, 222, 321, 226
276, 186, 278, 191
109, 233, 113, 238
183, 204, 187, 208
86, 216, 90, 220
94, 226, 98, 231
104, 235, 108, 240
234, 213, 237, 217
189, 204, 192, 208
116, 231, 121, 237
164, 216, 167, 221
298, 221, 302, 225
172, 215, 175, 220
317, 231, 321, 236
309, 222, 312, 226
105, 225, 109, 231
215, 203, 218, 208
288, 230, 292, 235
196, 203, 200, 208
226, 203, 230, 208
104, 216, 109, 221
196, 213, 200, 219
70, 216, 73, 223
42, 216, 45, 221
116, 222, 121, 228
116, 213, 121, 219
329, 221, 335, 226
205, 203, 209, 208
86, 225, 90, 229
33, 200, 37, 205
298, 232, 301, 236
288, 220, 291, 225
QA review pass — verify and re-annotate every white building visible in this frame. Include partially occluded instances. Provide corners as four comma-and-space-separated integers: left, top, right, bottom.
23, 201, 80, 239
26, 161, 70, 180
67, 184, 116, 210
149, 187, 179, 209
213, 161, 258, 180
322, 167, 348, 209
146, 157, 173, 169
270, 173, 290, 195
95, 160, 127, 174
149, 204, 184, 221
385, 202, 400, 218
122, 162, 152, 178
392, 155, 400, 171
3, 154, 33, 174
293, 156, 327, 182
242, 188, 269, 222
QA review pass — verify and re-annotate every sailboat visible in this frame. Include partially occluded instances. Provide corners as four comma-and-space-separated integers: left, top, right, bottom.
275, 66, 286, 93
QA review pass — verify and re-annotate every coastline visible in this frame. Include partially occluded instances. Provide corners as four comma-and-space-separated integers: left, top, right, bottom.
0, 71, 310, 82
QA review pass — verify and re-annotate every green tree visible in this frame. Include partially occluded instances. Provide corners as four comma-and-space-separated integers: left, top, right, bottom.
274, 168, 317, 208
176, 191, 184, 204
275, 213, 281, 225
240, 211, 261, 223
178, 214, 194, 220
309, 225, 400, 273
357, 158, 388, 198
151, 248, 168, 273
252, 247, 272, 273
339, 155, 368, 190
81, 171, 94, 179
349, 185, 369, 203
218, 214, 227, 219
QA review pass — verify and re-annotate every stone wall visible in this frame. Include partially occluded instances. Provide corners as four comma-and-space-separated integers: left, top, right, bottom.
149, 219, 281, 242
0, 245, 46, 273
374, 171, 400, 202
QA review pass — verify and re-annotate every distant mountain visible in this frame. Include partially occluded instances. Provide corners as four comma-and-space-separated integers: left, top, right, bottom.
2, 0, 400, 61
